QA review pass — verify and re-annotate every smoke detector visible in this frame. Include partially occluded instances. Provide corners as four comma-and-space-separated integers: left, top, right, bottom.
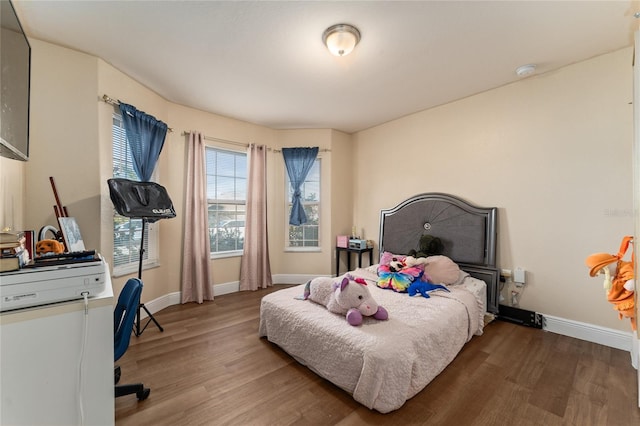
515, 64, 537, 77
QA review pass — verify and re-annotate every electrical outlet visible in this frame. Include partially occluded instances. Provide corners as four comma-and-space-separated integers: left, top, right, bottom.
514, 267, 526, 284
500, 269, 512, 282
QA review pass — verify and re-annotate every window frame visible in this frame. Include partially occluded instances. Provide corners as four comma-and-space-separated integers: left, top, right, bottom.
285, 158, 321, 251
111, 111, 159, 277
205, 146, 247, 259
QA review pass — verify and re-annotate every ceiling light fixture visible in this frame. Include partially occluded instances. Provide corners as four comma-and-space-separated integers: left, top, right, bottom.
323, 23, 361, 57
515, 64, 537, 77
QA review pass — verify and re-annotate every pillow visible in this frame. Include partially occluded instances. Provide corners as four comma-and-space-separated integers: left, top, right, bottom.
422, 255, 461, 285
379, 251, 406, 266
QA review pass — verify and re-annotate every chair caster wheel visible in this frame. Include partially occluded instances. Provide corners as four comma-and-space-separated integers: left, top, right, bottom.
137, 388, 150, 401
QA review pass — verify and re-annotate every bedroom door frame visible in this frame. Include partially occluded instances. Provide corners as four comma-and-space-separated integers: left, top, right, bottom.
634, 28, 640, 408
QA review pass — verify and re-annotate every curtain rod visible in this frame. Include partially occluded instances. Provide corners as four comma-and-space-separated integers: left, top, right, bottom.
101, 94, 174, 132
272, 148, 331, 153
182, 131, 254, 149
182, 131, 331, 154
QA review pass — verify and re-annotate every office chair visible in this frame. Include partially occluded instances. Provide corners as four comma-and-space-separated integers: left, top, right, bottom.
114, 278, 150, 400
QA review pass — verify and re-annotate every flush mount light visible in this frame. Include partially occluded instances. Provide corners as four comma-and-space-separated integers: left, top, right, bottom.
515, 64, 537, 77
322, 23, 361, 56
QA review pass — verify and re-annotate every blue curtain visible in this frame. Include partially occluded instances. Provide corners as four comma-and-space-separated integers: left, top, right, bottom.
119, 103, 168, 182
282, 147, 319, 226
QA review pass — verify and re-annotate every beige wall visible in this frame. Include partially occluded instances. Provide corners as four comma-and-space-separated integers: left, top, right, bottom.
1, 38, 634, 333
0, 157, 25, 231
330, 129, 355, 274
24, 39, 101, 252
352, 47, 634, 332
4, 39, 350, 301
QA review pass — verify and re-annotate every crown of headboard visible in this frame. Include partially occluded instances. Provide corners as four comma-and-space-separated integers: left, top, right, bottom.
378, 192, 497, 267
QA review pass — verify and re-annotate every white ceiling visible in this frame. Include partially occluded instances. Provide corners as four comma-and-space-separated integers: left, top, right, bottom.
12, 0, 638, 134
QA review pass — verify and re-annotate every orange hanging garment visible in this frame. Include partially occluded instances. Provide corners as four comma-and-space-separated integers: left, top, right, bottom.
585, 236, 635, 331
607, 236, 635, 330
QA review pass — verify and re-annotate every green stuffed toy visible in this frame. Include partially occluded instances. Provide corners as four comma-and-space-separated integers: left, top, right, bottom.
408, 234, 444, 259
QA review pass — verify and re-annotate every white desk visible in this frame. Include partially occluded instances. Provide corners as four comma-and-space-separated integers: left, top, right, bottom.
0, 267, 114, 425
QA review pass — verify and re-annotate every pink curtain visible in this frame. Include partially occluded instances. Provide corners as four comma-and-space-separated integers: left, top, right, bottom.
181, 131, 213, 303
240, 144, 272, 291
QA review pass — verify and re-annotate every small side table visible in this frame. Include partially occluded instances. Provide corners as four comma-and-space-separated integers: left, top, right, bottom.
336, 246, 374, 276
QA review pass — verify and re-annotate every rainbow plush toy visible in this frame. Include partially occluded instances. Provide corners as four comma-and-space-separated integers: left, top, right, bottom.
376, 256, 423, 292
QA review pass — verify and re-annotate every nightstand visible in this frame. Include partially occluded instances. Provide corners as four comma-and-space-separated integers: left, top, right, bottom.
336, 246, 374, 276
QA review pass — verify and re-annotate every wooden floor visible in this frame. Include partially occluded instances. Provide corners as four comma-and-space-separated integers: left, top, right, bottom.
116, 286, 640, 426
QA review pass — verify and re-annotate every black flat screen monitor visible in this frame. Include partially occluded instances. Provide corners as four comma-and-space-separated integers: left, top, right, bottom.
1, 0, 31, 161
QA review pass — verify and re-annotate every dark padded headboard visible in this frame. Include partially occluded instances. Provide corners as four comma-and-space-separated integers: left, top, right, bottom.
379, 192, 496, 267
379, 193, 499, 313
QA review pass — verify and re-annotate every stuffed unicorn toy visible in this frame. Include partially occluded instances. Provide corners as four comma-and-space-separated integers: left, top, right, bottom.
303, 274, 389, 326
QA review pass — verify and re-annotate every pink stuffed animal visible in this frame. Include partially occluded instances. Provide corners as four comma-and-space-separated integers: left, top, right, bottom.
304, 274, 389, 326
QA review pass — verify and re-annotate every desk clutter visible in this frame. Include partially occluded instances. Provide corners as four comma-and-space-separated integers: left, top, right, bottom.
0, 230, 99, 272
0, 231, 32, 272
0, 177, 106, 312
0, 176, 99, 273
27, 250, 100, 268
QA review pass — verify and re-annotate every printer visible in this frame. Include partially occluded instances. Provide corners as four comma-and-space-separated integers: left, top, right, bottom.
0, 257, 107, 312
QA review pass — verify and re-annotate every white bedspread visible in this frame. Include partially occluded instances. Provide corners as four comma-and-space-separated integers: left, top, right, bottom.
258, 268, 486, 413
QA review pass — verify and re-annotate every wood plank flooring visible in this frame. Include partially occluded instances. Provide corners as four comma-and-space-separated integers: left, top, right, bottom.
115, 285, 640, 426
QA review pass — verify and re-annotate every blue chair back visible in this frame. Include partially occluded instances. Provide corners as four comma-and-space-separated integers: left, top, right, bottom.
114, 278, 143, 362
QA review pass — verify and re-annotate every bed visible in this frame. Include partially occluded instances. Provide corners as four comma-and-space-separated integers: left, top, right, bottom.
259, 193, 499, 413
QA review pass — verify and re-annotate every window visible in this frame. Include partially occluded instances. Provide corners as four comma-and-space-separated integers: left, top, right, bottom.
112, 112, 158, 273
286, 159, 320, 248
206, 147, 247, 255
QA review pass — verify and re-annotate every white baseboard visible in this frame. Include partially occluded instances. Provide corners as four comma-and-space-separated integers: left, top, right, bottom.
138, 282, 238, 319
139, 291, 180, 319
213, 281, 240, 296
543, 314, 634, 354
138, 275, 321, 319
